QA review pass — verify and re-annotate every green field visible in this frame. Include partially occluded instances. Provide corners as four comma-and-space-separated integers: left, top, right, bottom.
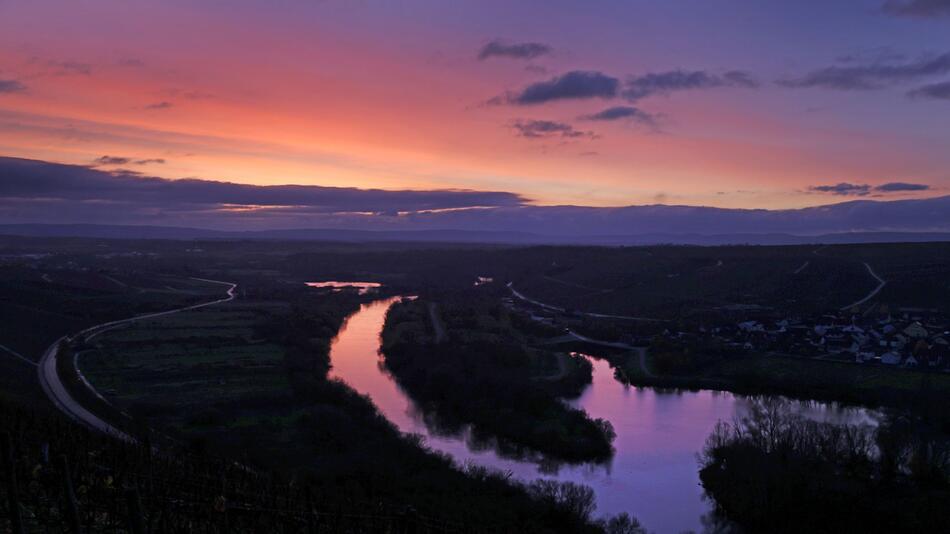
82, 300, 292, 432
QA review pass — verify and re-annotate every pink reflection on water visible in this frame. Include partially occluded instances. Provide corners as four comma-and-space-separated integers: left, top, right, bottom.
306, 281, 381, 295
327, 299, 875, 534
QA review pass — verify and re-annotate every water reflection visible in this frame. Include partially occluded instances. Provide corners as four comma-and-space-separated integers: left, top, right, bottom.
328, 298, 876, 533
305, 281, 381, 294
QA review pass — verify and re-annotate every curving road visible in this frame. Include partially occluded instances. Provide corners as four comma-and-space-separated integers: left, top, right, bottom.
839, 263, 886, 311
37, 277, 237, 441
507, 282, 662, 322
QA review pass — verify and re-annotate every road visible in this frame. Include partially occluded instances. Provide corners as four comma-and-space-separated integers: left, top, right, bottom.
567, 331, 653, 377
548, 331, 653, 378
427, 302, 447, 343
0, 343, 37, 366
507, 282, 662, 322
37, 277, 237, 441
839, 263, 886, 311
565, 329, 637, 350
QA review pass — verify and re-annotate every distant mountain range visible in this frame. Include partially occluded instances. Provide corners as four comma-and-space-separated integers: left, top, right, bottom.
2, 223, 949, 246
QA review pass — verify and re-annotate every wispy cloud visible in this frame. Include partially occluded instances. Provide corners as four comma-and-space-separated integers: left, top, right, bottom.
0, 80, 26, 93
623, 70, 758, 101
779, 53, 950, 90
579, 106, 659, 130
478, 40, 552, 61
908, 80, 950, 99
511, 119, 596, 139
810, 181, 931, 195
93, 155, 166, 166
145, 101, 173, 110
118, 58, 145, 67
93, 156, 131, 165
42, 59, 93, 76
883, 0, 950, 17
810, 183, 872, 196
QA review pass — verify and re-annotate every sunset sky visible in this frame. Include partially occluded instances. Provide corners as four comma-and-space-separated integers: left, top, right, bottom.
1, 0, 949, 211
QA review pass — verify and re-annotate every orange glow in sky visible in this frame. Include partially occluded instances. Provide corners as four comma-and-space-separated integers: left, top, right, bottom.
1, 1, 947, 210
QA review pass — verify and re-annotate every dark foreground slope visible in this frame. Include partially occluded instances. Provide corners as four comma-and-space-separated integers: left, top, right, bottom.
0, 386, 620, 533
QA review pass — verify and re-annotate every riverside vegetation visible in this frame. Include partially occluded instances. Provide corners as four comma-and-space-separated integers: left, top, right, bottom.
699, 397, 950, 533
381, 294, 615, 463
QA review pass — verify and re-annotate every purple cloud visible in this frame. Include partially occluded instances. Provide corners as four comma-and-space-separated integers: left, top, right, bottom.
478, 40, 552, 61
93, 156, 166, 166
883, 0, 950, 17
810, 183, 872, 196
810, 182, 931, 195
507, 71, 619, 105
875, 182, 930, 192
511, 119, 596, 139
0, 80, 26, 93
0, 157, 527, 218
580, 106, 658, 129
623, 70, 758, 101
779, 53, 950, 90
908, 81, 950, 99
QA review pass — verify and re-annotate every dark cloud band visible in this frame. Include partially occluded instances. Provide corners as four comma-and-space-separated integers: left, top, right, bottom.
0, 157, 527, 217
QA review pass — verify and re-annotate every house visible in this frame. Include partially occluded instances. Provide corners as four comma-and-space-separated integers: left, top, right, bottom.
738, 321, 764, 333
881, 352, 902, 365
891, 334, 909, 349
904, 322, 929, 339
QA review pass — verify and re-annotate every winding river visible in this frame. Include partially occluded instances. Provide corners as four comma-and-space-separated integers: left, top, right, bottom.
328, 297, 877, 533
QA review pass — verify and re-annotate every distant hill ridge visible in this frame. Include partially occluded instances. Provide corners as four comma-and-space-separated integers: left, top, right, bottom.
2, 223, 949, 246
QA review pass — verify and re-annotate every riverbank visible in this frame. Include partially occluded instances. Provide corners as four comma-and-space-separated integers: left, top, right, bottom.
604, 345, 950, 428
77, 287, 612, 531
699, 397, 950, 533
380, 296, 615, 463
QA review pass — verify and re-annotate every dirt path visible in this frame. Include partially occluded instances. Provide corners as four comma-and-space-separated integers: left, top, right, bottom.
427, 302, 447, 343
840, 263, 886, 311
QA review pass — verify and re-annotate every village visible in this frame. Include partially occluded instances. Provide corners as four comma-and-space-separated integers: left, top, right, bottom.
501, 281, 950, 373
710, 307, 950, 369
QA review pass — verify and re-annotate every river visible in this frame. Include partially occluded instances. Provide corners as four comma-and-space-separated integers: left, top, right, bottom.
328, 297, 877, 533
